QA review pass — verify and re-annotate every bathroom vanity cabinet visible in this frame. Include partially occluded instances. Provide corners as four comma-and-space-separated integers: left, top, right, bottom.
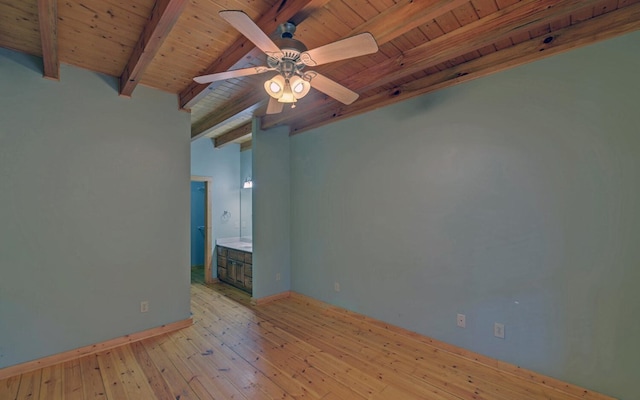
217, 245, 252, 293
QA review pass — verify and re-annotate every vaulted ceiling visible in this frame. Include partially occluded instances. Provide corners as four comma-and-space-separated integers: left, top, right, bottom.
2, 0, 639, 150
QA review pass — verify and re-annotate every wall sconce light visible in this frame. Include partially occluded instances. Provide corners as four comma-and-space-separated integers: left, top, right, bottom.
243, 177, 253, 189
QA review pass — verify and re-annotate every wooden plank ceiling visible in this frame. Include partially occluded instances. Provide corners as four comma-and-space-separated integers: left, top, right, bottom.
1, 0, 639, 149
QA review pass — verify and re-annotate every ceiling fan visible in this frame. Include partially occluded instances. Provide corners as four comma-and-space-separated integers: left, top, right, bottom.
193, 10, 379, 114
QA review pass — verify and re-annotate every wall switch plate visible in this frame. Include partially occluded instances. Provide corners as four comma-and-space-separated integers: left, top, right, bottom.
276, 273, 281, 281
140, 301, 149, 313
334, 282, 340, 292
456, 313, 466, 328
494, 323, 505, 339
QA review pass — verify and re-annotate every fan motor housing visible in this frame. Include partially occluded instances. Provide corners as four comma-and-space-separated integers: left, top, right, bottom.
269, 37, 308, 74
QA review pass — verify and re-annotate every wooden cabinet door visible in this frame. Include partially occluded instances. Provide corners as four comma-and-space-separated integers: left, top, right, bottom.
235, 262, 244, 284
228, 261, 236, 285
215, 246, 252, 293
216, 254, 227, 281
244, 263, 252, 290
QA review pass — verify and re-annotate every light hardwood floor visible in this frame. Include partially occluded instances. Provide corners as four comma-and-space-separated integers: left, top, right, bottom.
0, 279, 613, 400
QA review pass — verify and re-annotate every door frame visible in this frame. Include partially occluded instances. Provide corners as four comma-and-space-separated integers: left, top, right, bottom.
191, 175, 213, 284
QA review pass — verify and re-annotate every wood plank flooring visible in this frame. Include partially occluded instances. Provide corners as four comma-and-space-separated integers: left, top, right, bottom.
0, 279, 613, 400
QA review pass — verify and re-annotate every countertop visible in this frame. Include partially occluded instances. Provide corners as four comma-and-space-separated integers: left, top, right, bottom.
216, 237, 252, 253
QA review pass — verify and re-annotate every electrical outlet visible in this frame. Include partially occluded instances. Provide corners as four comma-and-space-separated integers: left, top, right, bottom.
494, 323, 505, 339
140, 301, 149, 313
456, 314, 466, 328
276, 273, 281, 281
334, 282, 340, 292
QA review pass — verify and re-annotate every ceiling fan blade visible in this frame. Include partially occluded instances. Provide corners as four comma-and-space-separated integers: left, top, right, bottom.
219, 10, 283, 58
266, 97, 284, 114
193, 66, 273, 84
306, 72, 359, 105
300, 33, 378, 67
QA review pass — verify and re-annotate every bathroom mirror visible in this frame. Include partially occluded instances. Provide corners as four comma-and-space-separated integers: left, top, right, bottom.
239, 150, 252, 239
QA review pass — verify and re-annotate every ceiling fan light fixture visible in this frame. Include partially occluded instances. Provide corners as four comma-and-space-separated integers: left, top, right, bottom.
269, 81, 281, 93
194, 11, 381, 114
266, 74, 310, 103
290, 75, 311, 99
264, 75, 285, 98
278, 79, 297, 103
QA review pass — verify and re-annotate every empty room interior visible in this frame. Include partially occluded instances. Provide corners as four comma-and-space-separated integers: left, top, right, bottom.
0, 0, 639, 399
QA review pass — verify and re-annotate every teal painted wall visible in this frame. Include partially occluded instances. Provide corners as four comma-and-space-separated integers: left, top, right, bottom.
0, 49, 191, 368
190, 138, 241, 280
289, 32, 640, 399
191, 138, 240, 237
190, 181, 205, 266
240, 149, 253, 238
252, 121, 290, 299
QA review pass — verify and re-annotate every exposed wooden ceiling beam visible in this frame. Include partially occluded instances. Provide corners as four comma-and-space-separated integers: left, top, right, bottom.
191, 0, 469, 139
348, 0, 601, 93
37, 0, 58, 80
284, 3, 640, 136
348, 0, 468, 44
240, 141, 252, 152
262, 0, 600, 130
119, 0, 188, 97
192, 91, 265, 138
214, 123, 253, 148
179, 0, 330, 110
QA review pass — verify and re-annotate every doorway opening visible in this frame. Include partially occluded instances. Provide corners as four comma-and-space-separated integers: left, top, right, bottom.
190, 176, 213, 284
